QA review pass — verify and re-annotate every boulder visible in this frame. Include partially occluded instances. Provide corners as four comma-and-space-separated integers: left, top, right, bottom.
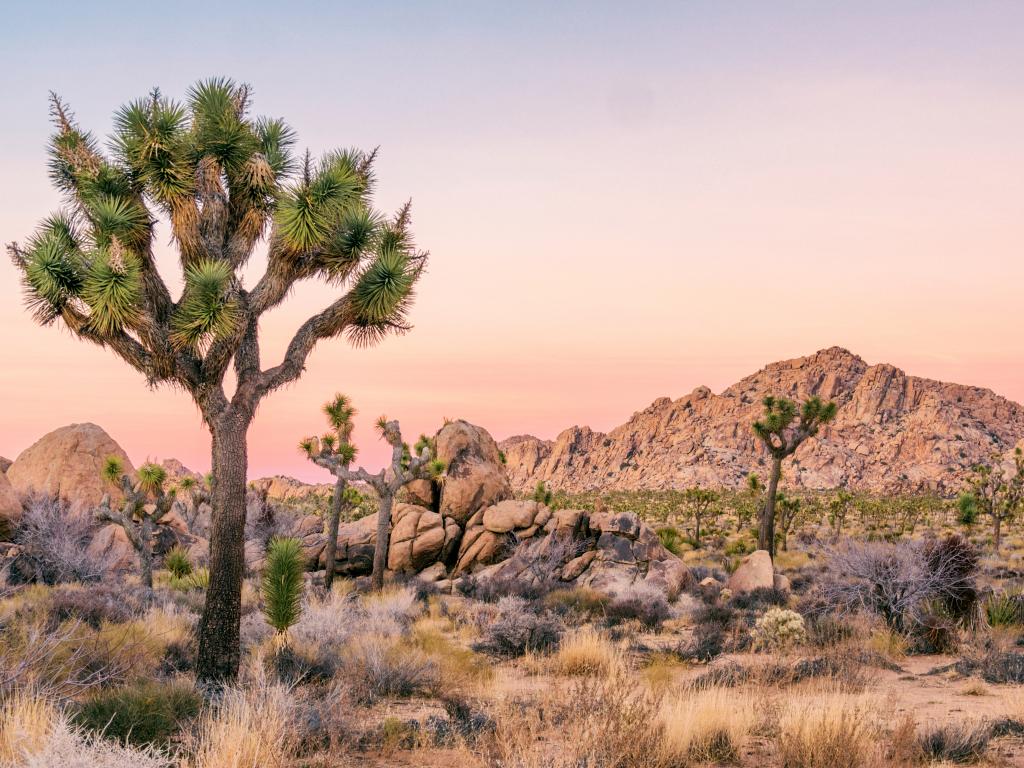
773, 572, 792, 593
319, 514, 378, 576
87, 524, 138, 573
483, 500, 543, 533
292, 514, 327, 567
417, 562, 448, 582
399, 479, 435, 508
7, 423, 135, 510
727, 550, 775, 593
388, 504, 446, 573
0, 457, 12, 473
436, 420, 511, 524
0, 472, 22, 540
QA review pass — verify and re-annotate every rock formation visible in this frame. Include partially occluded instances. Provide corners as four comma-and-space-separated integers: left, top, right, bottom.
7, 423, 135, 509
315, 420, 689, 599
500, 347, 1024, 495
0, 472, 22, 539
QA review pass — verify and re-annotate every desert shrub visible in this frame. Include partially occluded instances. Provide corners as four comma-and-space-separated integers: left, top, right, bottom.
728, 586, 789, 611
46, 584, 138, 629
426, 693, 496, 746
12, 495, 109, 584
472, 596, 562, 657
752, 607, 807, 651
265, 638, 336, 685
72, 678, 201, 748
170, 567, 209, 592
917, 721, 991, 764
359, 585, 424, 635
694, 603, 736, 629
552, 627, 623, 676
908, 606, 959, 654
408, 619, 493, 692
183, 679, 296, 768
724, 537, 754, 556
543, 586, 610, 619
0, 688, 56, 763
971, 652, 1024, 684
465, 573, 554, 603
777, 694, 876, 768
604, 582, 670, 629
985, 591, 1024, 627
659, 686, 757, 764
341, 635, 440, 703
806, 614, 857, 648
163, 546, 192, 579
678, 627, 726, 662
656, 526, 684, 555
821, 536, 978, 636
689, 565, 727, 584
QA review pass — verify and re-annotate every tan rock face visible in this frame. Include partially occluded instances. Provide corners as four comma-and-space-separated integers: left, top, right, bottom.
7, 423, 135, 509
499, 347, 1024, 495
727, 550, 775, 593
436, 420, 511, 524
0, 472, 22, 539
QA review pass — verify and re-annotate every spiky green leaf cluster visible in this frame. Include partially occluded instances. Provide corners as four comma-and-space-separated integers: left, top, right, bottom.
170, 259, 239, 350
346, 245, 419, 347
261, 537, 304, 634
426, 459, 446, 479
137, 462, 168, 496
80, 247, 143, 335
102, 456, 125, 485
22, 214, 85, 323
323, 393, 356, 437
164, 545, 193, 579
275, 151, 365, 255
113, 90, 193, 205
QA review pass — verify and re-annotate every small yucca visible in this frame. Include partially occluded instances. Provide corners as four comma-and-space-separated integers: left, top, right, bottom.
262, 537, 304, 636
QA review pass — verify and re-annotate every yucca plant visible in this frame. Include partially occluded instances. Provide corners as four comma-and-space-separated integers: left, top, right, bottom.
752, 395, 837, 558
8, 79, 426, 683
303, 404, 445, 590
94, 456, 176, 588
164, 545, 193, 579
262, 537, 304, 639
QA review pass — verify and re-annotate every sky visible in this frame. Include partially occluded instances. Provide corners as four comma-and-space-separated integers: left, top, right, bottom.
2, 1, 1023, 481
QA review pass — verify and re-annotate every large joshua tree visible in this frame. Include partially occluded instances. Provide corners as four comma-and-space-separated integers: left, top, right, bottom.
7, 79, 425, 683
752, 395, 836, 558
304, 414, 444, 590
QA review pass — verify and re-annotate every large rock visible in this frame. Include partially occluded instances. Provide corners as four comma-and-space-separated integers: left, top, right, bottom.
436, 420, 511, 524
319, 514, 378, 576
388, 504, 446, 573
499, 346, 1024, 495
727, 550, 775, 593
0, 457, 12, 473
87, 524, 138, 573
0, 472, 22, 540
7, 424, 134, 509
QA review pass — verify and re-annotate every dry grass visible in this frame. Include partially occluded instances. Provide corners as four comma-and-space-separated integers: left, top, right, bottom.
0, 689, 56, 763
183, 678, 296, 768
551, 626, 624, 676
658, 686, 758, 764
777, 691, 881, 768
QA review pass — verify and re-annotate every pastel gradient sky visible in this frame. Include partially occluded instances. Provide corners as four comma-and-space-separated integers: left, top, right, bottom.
2, 2, 1023, 481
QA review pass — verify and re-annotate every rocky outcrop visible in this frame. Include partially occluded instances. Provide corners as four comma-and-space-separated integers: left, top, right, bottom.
500, 347, 1024, 495
0, 457, 12, 474
0, 472, 21, 540
7, 423, 135, 509
250, 475, 334, 506
436, 420, 511, 524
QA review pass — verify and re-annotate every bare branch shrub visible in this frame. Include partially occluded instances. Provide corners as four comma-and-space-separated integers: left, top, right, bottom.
13, 495, 110, 584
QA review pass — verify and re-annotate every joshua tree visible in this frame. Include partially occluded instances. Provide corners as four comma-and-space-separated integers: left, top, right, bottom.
173, 474, 210, 534
681, 487, 718, 549
304, 415, 444, 590
736, 473, 763, 532
828, 489, 853, 541
300, 394, 359, 589
959, 449, 1024, 552
532, 481, 553, 506
8, 80, 425, 682
774, 492, 808, 552
261, 537, 304, 643
752, 395, 837, 558
94, 457, 176, 588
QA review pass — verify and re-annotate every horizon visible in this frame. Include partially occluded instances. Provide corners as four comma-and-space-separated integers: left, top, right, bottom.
3, 2, 1024, 482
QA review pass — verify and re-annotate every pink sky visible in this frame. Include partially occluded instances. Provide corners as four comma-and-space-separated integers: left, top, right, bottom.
2, 4, 1024, 481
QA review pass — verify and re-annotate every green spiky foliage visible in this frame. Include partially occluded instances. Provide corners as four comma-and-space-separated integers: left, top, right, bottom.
137, 463, 168, 496
9, 79, 428, 683
532, 481, 553, 506
751, 395, 837, 558
164, 546, 193, 579
261, 537, 304, 636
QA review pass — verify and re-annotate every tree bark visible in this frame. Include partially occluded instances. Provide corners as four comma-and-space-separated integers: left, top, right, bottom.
139, 516, 154, 589
372, 492, 394, 591
322, 475, 347, 590
994, 515, 1002, 552
195, 415, 250, 685
759, 456, 782, 558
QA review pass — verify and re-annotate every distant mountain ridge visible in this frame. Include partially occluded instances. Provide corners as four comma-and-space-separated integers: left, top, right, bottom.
499, 347, 1024, 495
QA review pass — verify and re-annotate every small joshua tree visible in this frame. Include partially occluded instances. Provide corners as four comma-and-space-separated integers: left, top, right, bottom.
959, 448, 1024, 552
828, 489, 853, 542
681, 487, 718, 549
736, 473, 763, 532
752, 395, 837, 558
305, 394, 358, 589
304, 412, 444, 590
173, 474, 210, 534
774, 492, 809, 552
532, 481, 553, 506
94, 457, 176, 588
261, 537, 304, 643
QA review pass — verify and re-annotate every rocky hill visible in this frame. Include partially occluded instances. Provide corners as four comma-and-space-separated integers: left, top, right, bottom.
499, 347, 1024, 495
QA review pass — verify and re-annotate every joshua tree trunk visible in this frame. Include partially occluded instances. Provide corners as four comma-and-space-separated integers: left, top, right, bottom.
138, 516, 155, 589
994, 516, 1002, 552
759, 456, 782, 558
195, 416, 250, 684
323, 473, 348, 590
694, 516, 701, 549
372, 493, 394, 591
